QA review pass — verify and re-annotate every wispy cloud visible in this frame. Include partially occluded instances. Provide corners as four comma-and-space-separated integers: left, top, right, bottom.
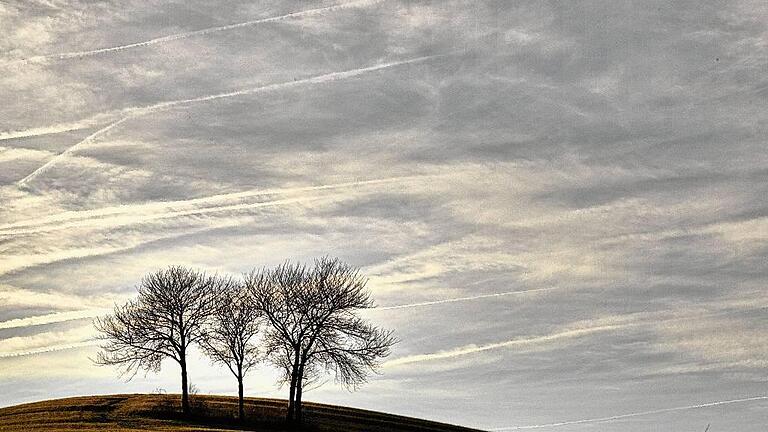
3, 54, 446, 148
383, 305, 768, 368
3, 175, 428, 236
0, 309, 108, 330
0, 284, 120, 310
8, 0, 386, 66
116, 54, 447, 121
0, 325, 96, 358
0, 222, 241, 277
372, 287, 558, 310
3, 0, 768, 427
0, 176, 436, 276
18, 117, 130, 186
492, 396, 768, 430
0, 118, 103, 141
382, 322, 629, 368
0, 341, 98, 359
13, 54, 447, 186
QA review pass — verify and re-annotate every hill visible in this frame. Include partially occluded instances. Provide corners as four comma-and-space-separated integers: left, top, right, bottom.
0, 394, 485, 432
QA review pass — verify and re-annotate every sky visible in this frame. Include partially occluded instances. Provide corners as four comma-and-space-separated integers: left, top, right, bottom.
1, 0, 767, 430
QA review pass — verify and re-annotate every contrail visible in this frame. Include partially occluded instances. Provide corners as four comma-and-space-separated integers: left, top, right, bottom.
117, 54, 444, 115
382, 323, 627, 368
381, 307, 760, 368
0, 220, 253, 278
7, 0, 385, 66
0, 284, 121, 311
372, 287, 558, 310
492, 395, 768, 430
14, 54, 445, 186
0, 340, 99, 359
5, 54, 445, 145
0, 194, 336, 277
2, 175, 427, 235
0, 309, 109, 330
17, 116, 130, 187
0, 118, 105, 141
0, 176, 432, 276
0, 193, 370, 276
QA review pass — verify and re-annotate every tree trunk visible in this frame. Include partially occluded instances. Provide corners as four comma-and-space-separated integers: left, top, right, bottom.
180, 357, 190, 416
286, 359, 299, 423
295, 362, 305, 424
237, 369, 245, 421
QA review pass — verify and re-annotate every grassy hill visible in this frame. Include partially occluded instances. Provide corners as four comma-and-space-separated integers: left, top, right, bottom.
0, 394, 485, 432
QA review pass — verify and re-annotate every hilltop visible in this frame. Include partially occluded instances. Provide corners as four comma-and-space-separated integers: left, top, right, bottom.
0, 394, 484, 432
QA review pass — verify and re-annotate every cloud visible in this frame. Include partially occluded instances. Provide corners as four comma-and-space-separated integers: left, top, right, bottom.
0, 174, 454, 280
372, 287, 558, 310
0, 146, 53, 162
0, 223, 240, 276
0, 284, 120, 310
13, 54, 449, 190
18, 117, 130, 186
383, 304, 768, 369
651, 314, 768, 373
2, 1, 768, 429
0, 341, 98, 359
4, 53, 448, 149
0, 120, 99, 141
382, 321, 629, 368
0, 176, 435, 276
0, 309, 108, 331
8, 0, 387, 65
492, 395, 768, 430
0, 324, 95, 358
3, 175, 429, 236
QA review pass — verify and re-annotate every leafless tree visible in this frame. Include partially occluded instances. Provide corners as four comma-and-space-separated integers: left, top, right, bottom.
246, 257, 396, 424
200, 277, 262, 421
94, 266, 218, 415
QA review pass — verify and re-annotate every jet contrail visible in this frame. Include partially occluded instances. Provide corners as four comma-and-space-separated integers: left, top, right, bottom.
0, 219, 253, 278
0, 194, 358, 276
492, 395, 768, 430
372, 287, 558, 310
17, 116, 130, 187
0, 118, 105, 141
2, 175, 427, 236
6, 54, 445, 145
382, 323, 628, 368
7, 0, 385, 66
381, 307, 761, 368
0, 194, 339, 277
14, 54, 445, 186
0, 309, 109, 330
0, 284, 121, 311
117, 54, 445, 115
0, 111, 126, 143
0, 341, 99, 359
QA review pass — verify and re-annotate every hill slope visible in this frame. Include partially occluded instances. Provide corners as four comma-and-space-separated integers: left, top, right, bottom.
0, 394, 485, 432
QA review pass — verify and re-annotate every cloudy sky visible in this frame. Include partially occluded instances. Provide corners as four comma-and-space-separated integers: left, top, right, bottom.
1, 0, 768, 430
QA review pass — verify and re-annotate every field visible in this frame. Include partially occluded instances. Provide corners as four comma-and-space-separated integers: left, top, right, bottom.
0, 394, 484, 432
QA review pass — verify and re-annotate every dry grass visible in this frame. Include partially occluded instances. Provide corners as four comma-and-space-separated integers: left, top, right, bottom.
0, 394, 484, 432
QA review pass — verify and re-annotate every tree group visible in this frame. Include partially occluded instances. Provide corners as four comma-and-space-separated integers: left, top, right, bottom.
94, 257, 396, 424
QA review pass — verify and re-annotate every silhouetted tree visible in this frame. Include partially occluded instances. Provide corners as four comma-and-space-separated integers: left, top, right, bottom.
246, 257, 396, 424
94, 266, 218, 415
200, 278, 261, 421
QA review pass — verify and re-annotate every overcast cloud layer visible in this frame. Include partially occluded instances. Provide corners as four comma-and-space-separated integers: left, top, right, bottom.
1, 1, 768, 430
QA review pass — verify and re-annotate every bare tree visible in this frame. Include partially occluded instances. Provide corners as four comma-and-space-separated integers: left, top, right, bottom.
246, 257, 396, 424
94, 266, 217, 415
200, 277, 261, 421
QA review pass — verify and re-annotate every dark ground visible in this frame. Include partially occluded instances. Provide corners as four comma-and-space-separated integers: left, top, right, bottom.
0, 394, 486, 432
